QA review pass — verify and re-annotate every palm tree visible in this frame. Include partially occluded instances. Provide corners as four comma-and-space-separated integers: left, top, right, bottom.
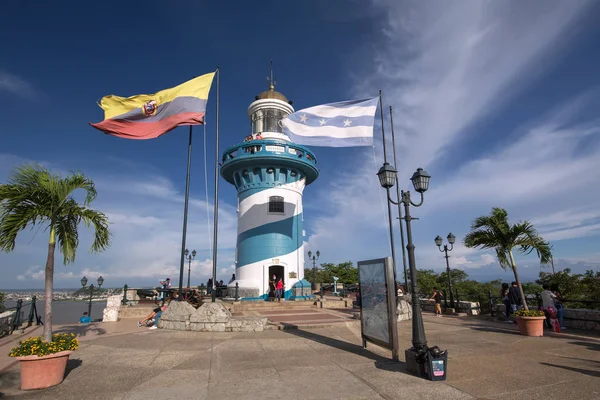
0, 163, 110, 341
464, 207, 552, 311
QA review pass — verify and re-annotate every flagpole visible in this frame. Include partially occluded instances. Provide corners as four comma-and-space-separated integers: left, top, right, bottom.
211, 67, 220, 303
178, 125, 193, 297
390, 106, 409, 293
378, 90, 398, 287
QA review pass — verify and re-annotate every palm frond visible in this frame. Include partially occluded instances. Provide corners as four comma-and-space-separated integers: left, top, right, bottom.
512, 220, 552, 265
76, 207, 110, 253
55, 208, 80, 264
58, 172, 97, 206
494, 246, 511, 270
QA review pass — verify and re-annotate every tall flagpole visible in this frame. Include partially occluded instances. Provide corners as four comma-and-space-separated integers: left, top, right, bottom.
211, 67, 220, 303
379, 90, 398, 286
178, 126, 193, 297
390, 106, 409, 293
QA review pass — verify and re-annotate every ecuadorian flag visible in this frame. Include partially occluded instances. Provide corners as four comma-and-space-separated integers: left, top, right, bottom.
90, 72, 215, 140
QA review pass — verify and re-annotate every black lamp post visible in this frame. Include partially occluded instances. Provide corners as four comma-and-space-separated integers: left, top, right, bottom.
307, 250, 320, 291
184, 249, 197, 288
81, 275, 104, 320
435, 233, 456, 309
377, 164, 433, 372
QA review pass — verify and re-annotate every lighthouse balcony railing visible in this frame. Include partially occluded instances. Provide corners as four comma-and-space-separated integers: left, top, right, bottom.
221, 139, 317, 166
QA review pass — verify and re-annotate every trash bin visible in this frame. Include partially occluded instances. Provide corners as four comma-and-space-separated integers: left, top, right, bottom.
423, 346, 448, 381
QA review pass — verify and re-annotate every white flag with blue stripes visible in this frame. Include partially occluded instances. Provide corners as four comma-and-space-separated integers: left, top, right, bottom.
281, 97, 379, 147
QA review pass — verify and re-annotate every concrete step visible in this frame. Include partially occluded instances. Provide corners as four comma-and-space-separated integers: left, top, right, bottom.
228, 301, 318, 312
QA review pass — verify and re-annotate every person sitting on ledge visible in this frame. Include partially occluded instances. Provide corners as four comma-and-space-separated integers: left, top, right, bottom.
79, 312, 91, 324
138, 291, 178, 329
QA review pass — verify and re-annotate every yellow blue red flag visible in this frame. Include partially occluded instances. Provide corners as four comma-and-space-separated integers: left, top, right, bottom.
90, 72, 215, 139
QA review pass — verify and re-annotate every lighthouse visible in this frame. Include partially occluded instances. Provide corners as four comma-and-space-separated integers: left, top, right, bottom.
220, 77, 319, 300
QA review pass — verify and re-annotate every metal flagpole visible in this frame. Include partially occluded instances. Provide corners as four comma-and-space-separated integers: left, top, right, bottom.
389, 106, 409, 293
378, 91, 398, 286
211, 67, 220, 302
178, 125, 193, 297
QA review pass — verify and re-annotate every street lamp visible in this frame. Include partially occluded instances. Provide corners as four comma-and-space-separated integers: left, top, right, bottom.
81, 275, 104, 320
184, 249, 197, 288
377, 164, 434, 375
307, 250, 320, 291
435, 233, 456, 309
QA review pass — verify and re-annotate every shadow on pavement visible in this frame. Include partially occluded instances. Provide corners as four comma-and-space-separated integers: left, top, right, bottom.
568, 340, 600, 352
64, 358, 83, 379
54, 323, 107, 338
0, 368, 20, 398
540, 362, 600, 378
462, 323, 521, 336
281, 323, 409, 375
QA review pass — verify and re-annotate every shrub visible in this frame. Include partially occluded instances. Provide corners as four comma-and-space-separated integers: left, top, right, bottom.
9, 333, 78, 357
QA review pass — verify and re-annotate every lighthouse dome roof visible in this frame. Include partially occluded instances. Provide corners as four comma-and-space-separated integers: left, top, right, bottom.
256, 87, 289, 103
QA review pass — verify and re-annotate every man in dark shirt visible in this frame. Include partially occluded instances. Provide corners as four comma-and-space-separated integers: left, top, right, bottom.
430, 287, 443, 317
508, 281, 523, 314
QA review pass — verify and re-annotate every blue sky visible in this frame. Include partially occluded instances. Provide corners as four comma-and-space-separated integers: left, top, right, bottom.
1, 0, 600, 289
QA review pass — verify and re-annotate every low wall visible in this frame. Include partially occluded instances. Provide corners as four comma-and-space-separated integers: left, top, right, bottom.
0, 310, 16, 337
420, 298, 480, 316
492, 304, 600, 331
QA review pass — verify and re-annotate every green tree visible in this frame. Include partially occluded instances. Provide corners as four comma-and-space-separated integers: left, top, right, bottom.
322, 261, 357, 284
0, 291, 5, 312
464, 207, 552, 310
0, 164, 111, 341
416, 269, 438, 295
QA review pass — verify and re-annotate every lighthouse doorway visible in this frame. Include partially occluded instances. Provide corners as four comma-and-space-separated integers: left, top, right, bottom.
268, 265, 285, 300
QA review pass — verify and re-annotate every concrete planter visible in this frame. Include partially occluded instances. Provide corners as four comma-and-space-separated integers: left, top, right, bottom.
516, 316, 545, 337
15, 350, 73, 390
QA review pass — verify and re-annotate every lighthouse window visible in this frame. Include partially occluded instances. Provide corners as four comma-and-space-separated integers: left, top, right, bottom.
263, 108, 286, 133
268, 196, 284, 214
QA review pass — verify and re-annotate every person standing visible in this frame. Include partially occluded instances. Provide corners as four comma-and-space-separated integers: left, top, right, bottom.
430, 287, 443, 317
551, 284, 567, 330
276, 278, 284, 302
508, 281, 523, 317
501, 283, 511, 320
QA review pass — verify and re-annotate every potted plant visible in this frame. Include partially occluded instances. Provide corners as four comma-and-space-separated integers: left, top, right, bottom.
8, 333, 79, 390
514, 309, 546, 337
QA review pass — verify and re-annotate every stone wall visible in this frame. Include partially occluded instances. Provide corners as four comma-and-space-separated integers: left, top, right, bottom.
492, 304, 600, 332
158, 301, 268, 332
0, 310, 15, 337
564, 308, 600, 331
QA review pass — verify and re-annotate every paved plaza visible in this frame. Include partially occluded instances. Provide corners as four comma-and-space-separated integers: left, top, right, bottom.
0, 313, 599, 399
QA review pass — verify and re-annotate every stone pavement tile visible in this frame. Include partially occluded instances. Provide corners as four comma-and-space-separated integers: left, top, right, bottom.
4, 365, 147, 400
93, 347, 161, 367
277, 365, 385, 400
148, 350, 204, 369
341, 362, 473, 400
170, 351, 212, 370
210, 366, 279, 383
123, 369, 209, 400
484, 376, 600, 400
447, 373, 572, 399
257, 337, 315, 350
207, 377, 301, 400
269, 354, 338, 370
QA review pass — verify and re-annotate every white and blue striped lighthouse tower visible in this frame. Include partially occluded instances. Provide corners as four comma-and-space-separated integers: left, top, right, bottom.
221, 80, 319, 300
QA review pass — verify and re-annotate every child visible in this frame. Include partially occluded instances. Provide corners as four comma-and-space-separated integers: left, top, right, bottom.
79, 312, 91, 324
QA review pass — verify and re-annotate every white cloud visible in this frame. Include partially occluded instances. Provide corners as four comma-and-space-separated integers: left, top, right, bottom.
0, 154, 239, 288
0, 71, 37, 99
305, 0, 598, 276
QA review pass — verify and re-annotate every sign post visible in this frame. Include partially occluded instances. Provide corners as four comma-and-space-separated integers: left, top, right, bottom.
357, 257, 399, 361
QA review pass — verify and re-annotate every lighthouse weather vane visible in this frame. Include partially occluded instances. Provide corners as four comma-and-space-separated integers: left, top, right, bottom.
267, 59, 276, 90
